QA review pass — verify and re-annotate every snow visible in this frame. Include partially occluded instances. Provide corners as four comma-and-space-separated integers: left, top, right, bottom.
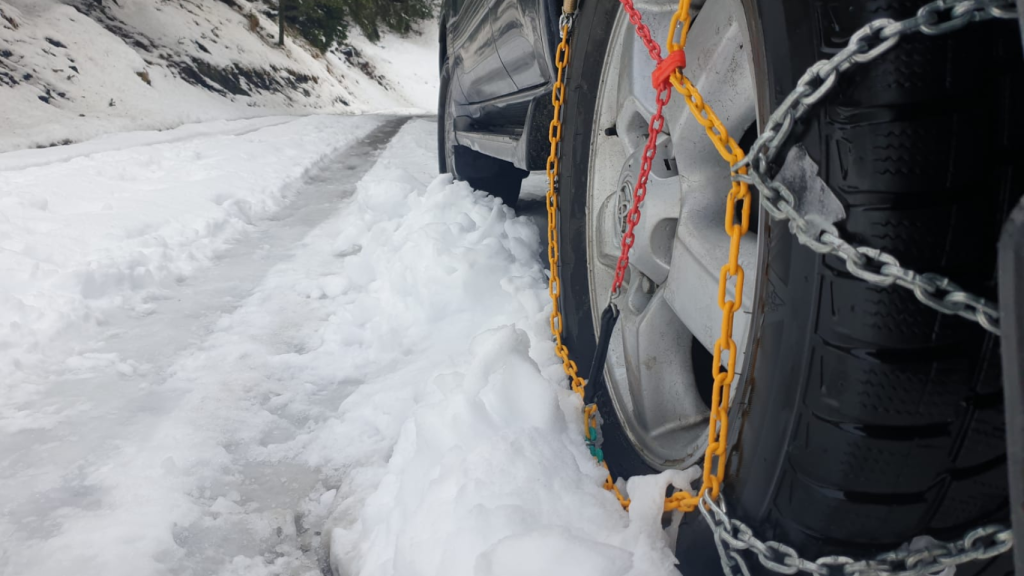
342, 25, 439, 113
0, 116, 299, 172
0, 0, 439, 152
0, 117, 690, 575
0, 114, 382, 419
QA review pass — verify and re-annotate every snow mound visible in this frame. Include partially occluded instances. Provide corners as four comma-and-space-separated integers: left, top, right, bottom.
306, 122, 692, 576
0, 0, 438, 152
327, 325, 695, 576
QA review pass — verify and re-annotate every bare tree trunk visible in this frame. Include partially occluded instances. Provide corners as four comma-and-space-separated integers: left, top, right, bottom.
278, 0, 285, 46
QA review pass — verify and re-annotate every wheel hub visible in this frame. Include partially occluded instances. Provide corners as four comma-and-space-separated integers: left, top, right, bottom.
616, 179, 633, 242
583, 0, 762, 470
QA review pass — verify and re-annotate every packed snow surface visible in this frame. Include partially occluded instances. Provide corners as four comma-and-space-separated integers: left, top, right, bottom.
0, 114, 381, 398
0, 117, 690, 575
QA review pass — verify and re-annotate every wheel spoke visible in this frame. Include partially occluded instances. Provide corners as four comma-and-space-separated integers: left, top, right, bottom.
617, 286, 709, 464
610, 2, 678, 151
661, 0, 757, 366
662, 0, 756, 147
624, 134, 680, 286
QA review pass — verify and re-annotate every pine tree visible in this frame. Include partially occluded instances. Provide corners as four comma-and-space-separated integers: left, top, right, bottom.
344, 0, 435, 42
278, 0, 286, 45
268, 0, 435, 53
297, 0, 348, 52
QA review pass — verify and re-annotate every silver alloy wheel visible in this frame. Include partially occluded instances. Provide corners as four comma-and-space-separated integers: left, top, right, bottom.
585, 0, 764, 470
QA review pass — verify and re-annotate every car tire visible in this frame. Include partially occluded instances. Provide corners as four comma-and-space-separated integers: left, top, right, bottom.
555, 0, 1022, 574
438, 60, 527, 208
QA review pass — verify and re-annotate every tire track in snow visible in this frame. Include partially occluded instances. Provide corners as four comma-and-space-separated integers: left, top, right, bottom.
0, 116, 409, 576
0, 116, 305, 172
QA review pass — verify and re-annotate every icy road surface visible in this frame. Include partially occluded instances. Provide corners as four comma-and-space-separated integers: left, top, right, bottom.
0, 116, 690, 576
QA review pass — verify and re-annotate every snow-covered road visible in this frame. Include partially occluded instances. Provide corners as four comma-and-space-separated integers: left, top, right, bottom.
1, 116, 687, 576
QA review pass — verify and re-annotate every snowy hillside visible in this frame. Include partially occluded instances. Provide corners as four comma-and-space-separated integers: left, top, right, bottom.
0, 0, 439, 152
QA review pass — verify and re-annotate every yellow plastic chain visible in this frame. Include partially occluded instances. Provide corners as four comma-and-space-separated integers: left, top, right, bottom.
545, 8, 631, 509
546, 0, 747, 514
545, 19, 584, 399
661, 0, 750, 513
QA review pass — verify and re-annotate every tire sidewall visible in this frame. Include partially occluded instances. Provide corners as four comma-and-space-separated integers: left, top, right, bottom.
558, 0, 660, 480
437, 62, 457, 178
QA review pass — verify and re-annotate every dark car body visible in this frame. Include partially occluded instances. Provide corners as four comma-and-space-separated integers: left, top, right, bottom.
439, 0, 561, 171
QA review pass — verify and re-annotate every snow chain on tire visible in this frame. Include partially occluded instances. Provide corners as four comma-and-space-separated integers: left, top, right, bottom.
544, 0, 1018, 574
698, 491, 1013, 576
731, 0, 1015, 337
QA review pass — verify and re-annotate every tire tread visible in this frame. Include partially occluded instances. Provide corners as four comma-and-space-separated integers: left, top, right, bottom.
757, 0, 1021, 555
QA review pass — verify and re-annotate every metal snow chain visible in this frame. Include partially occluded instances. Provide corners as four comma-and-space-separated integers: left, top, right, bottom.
698, 492, 1014, 576
690, 1, 1017, 572
732, 0, 1018, 336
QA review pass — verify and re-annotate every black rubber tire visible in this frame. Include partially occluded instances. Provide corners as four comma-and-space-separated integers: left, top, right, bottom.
556, 1, 1022, 574
438, 61, 527, 208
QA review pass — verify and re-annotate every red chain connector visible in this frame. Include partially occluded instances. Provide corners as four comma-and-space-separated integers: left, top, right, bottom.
652, 50, 686, 90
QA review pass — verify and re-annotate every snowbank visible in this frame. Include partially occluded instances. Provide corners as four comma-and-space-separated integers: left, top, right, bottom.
325, 325, 694, 576
0, 0, 438, 152
288, 121, 690, 576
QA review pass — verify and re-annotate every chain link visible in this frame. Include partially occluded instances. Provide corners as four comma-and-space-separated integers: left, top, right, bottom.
699, 492, 1014, 576
609, 89, 670, 296
544, 6, 632, 510
733, 0, 1017, 336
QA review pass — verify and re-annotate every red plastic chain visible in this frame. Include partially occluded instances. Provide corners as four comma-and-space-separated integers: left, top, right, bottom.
619, 0, 664, 62
610, 0, 685, 295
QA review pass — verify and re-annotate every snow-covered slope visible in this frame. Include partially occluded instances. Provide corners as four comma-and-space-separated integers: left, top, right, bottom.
0, 0, 438, 152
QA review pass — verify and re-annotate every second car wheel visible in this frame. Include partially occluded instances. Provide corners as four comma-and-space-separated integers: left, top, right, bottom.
438, 59, 528, 208
556, 0, 1021, 574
